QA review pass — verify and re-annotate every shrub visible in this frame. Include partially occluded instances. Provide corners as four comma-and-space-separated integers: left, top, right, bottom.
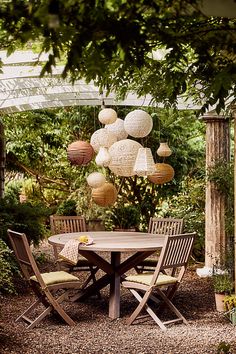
106, 204, 140, 230
0, 195, 50, 246
56, 199, 77, 216
0, 239, 16, 294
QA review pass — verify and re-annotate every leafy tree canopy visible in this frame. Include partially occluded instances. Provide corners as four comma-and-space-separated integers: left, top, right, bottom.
1, 1, 235, 112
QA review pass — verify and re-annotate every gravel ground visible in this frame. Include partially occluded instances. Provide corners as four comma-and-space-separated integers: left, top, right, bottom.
1, 243, 236, 354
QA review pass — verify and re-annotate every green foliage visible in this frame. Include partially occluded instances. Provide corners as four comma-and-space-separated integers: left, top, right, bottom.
212, 273, 233, 295
207, 159, 233, 198
1, 1, 236, 111
0, 239, 16, 294
217, 341, 232, 354
56, 199, 77, 216
0, 195, 50, 247
106, 203, 140, 230
207, 159, 234, 256
161, 175, 206, 260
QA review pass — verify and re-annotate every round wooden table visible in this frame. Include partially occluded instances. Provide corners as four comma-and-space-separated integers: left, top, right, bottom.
48, 231, 164, 319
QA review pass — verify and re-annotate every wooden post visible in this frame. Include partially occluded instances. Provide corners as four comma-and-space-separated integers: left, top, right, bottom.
197, 112, 230, 276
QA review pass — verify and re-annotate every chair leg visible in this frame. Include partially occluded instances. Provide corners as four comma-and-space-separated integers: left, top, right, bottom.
44, 289, 76, 326
156, 288, 188, 325
127, 289, 151, 325
127, 289, 167, 331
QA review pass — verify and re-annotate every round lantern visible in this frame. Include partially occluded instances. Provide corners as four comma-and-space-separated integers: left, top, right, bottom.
98, 108, 117, 125
86, 172, 106, 188
124, 109, 153, 138
156, 142, 172, 157
105, 118, 128, 141
147, 163, 175, 185
91, 182, 117, 207
95, 147, 111, 167
108, 139, 143, 177
90, 128, 117, 152
67, 140, 94, 166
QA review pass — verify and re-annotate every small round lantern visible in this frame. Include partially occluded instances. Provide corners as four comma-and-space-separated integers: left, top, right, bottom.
91, 182, 118, 207
156, 142, 172, 157
67, 140, 94, 166
147, 163, 175, 184
105, 118, 128, 141
98, 108, 117, 125
108, 139, 143, 177
124, 109, 153, 138
86, 172, 106, 189
90, 128, 117, 152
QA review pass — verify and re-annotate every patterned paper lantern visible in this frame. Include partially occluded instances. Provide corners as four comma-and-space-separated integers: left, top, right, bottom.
156, 142, 172, 157
147, 163, 175, 185
108, 139, 142, 177
98, 108, 117, 125
95, 147, 111, 167
105, 118, 128, 141
91, 182, 117, 207
67, 140, 94, 166
90, 128, 117, 152
86, 172, 106, 188
124, 109, 153, 138
133, 148, 156, 176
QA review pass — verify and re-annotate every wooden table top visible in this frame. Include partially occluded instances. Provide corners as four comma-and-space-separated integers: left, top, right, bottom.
48, 231, 164, 252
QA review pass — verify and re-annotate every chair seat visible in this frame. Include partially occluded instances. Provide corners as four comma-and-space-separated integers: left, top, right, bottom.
30, 271, 79, 286
125, 273, 178, 286
138, 257, 158, 267
76, 256, 95, 267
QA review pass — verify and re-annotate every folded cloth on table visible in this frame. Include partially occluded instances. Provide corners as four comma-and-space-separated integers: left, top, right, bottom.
58, 239, 80, 265
58, 237, 94, 265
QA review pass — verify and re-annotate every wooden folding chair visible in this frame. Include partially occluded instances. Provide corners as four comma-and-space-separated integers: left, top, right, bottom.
8, 229, 82, 329
122, 232, 196, 331
136, 217, 184, 273
49, 215, 99, 295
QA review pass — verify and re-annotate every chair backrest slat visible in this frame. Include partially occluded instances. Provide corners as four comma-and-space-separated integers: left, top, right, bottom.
7, 229, 46, 287
151, 233, 196, 285
148, 217, 183, 236
50, 215, 87, 234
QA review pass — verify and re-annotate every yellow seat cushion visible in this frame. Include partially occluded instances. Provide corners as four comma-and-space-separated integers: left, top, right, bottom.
125, 272, 177, 286
30, 271, 79, 286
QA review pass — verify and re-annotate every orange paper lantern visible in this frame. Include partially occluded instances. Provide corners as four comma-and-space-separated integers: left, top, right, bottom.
147, 163, 174, 185
67, 141, 94, 166
91, 182, 117, 207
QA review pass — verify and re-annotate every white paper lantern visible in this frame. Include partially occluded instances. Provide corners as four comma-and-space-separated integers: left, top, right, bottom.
95, 147, 111, 167
105, 118, 128, 141
133, 148, 156, 176
98, 108, 117, 125
90, 128, 117, 152
86, 172, 106, 188
108, 139, 142, 177
124, 109, 153, 138
156, 142, 172, 157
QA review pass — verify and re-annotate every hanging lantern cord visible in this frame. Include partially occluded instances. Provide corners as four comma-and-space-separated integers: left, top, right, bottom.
100, 92, 105, 109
